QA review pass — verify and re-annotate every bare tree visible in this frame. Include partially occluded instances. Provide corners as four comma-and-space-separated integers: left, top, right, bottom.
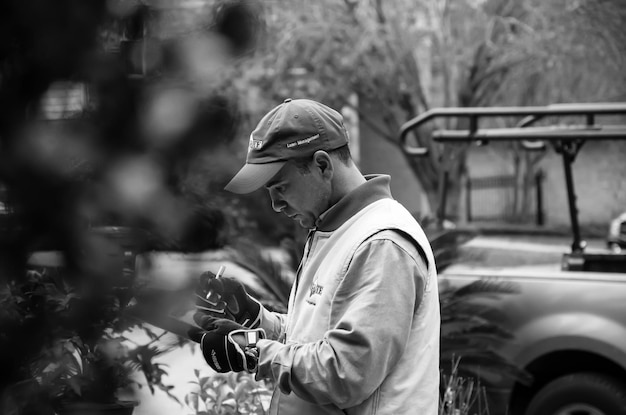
234, 0, 626, 220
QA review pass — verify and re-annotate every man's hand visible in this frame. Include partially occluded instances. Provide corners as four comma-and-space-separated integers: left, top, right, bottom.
195, 317, 245, 336
194, 271, 262, 329
188, 320, 265, 373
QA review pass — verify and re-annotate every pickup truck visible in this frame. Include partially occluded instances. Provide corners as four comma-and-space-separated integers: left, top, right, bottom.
442, 242, 626, 415
400, 103, 626, 415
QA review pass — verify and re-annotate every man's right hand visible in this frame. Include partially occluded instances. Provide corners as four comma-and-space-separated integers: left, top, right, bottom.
194, 271, 262, 329
188, 321, 265, 374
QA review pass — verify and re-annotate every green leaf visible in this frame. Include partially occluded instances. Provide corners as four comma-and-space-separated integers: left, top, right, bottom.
199, 376, 212, 390
218, 383, 235, 400
452, 278, 519, 298
234, 380, 252, 400
185, 391, 199, 412
203, 387, 218, 402
204, 396, 216, 411
221, 397, 237, 409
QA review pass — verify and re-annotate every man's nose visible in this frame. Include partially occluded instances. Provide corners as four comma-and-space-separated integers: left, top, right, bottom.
269, 191, 285, 213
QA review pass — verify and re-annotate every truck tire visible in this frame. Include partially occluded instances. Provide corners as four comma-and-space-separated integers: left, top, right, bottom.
524, 373, 626, 415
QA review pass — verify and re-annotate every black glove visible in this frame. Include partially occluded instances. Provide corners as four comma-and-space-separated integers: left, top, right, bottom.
188, 320, 265, 373
194, 271, 262, 329
195, 317, 246, 334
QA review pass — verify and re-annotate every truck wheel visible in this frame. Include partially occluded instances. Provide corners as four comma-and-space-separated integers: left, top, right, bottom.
524, 373, 626, 415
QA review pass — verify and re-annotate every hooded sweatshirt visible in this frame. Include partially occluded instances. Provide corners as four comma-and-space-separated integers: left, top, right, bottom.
256, 175, 440, 414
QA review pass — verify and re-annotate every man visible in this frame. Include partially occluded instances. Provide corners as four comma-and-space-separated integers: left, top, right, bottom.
192, 98, 440, 414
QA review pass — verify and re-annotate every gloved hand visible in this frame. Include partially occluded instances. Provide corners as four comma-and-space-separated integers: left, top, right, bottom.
195, 317, 246, 334
188, 319, 265, 373
194, 271, 262, 329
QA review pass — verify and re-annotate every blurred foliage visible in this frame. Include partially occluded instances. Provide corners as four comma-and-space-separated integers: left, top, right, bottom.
440, 356, 490, 415
427, 225, 531, 392
0, 0, 276, 413
184, 370, 273, 415
439, 277, 532, 388
422, 218, 478, 272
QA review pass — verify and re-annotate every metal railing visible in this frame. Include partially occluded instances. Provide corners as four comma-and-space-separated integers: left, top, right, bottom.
399, 102, 626, 253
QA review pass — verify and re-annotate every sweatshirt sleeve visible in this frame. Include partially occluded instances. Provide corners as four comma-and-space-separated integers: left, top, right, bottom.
255, 236, 427, 408
258, 306, 287, 342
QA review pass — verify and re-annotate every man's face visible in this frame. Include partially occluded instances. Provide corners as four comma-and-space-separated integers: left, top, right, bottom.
265, 160, 332, 229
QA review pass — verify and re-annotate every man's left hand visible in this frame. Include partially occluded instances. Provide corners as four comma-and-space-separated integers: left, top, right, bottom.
194, 272, 262, 328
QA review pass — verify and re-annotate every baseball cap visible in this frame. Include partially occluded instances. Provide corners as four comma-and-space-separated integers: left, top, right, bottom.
224, 98, 349, 194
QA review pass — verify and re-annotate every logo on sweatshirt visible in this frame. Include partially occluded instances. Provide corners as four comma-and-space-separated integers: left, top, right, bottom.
306, 282, 324, 305
310, 283, 323, 296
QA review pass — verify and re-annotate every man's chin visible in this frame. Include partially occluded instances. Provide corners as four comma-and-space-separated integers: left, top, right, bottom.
295, 217, 313, 229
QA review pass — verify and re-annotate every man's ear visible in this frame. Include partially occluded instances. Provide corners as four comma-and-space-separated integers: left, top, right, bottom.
312, 150, 333, 179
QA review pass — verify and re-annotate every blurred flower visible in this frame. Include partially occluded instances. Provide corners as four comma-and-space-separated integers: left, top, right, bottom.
178, 33, 230, 91
102, 155, 196, 245
106, 156, 164, 213
141, 86, 198, 149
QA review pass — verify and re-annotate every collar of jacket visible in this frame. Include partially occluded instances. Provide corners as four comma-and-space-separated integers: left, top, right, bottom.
314, 174, 393, 232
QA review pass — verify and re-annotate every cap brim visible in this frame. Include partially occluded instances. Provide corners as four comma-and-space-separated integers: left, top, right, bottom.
224, 161, 287, 194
